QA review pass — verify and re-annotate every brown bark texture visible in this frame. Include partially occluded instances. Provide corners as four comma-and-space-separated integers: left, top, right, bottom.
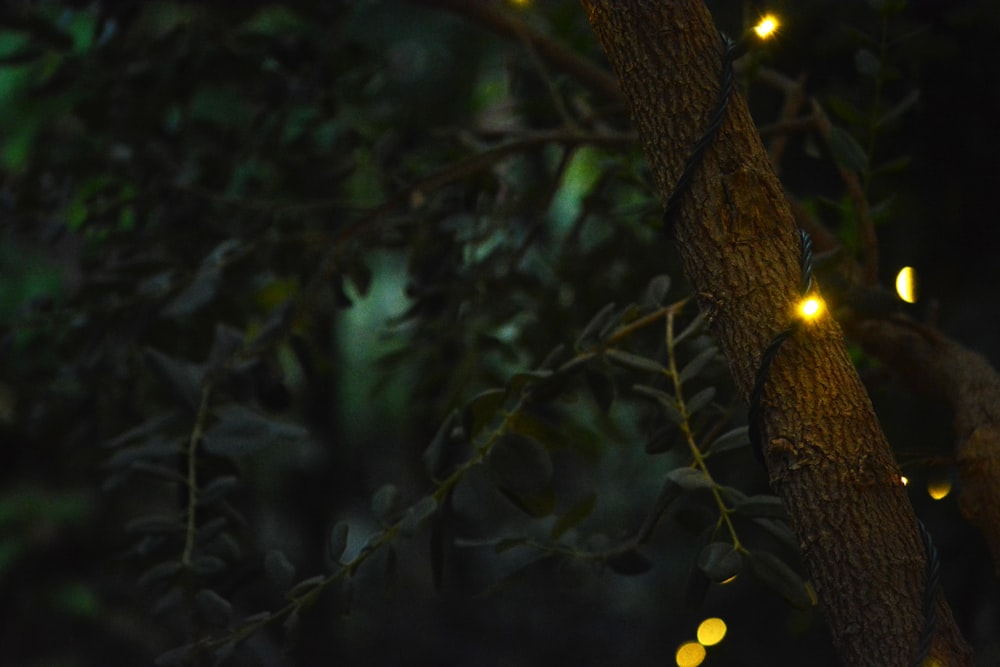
580, 1, 973, 665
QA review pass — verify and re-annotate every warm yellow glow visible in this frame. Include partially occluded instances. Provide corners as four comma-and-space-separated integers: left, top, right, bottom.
900, 476, 909, 486
675, 641, 706, 667
798, 296, 823, 320
895, 266, 918, 303
754, 15, 779, 39
719, 573, 738, 585
507, 0, 531, 6
697, 617, 727, 646
928, 478, 953, 500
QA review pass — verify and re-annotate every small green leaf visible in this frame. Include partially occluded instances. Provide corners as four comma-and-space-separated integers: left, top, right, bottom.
461, 389, 505, 440
488, 434, 554, 494
145, 348, 204, 411
156, 644, 199, 666
191, 555, 226, 576
207, 324, 244, 372
678, 347, 716, 384
198, 475, 238, 506
138, 561, 182, 588
494, 537, 529, 553
672, 311, 705, 346
506, 370, 555, 395
104, 412, 180, 449
400, 495, 438, 536
599, 304, 637, 340
605, 349, 667, 374
129, 461, 186, 484
576, 302, 617, 349
286, 575, 325, 601
161, 265, 221, 319
684, 386, 716, 416
423, 409, 459, 478
328, 521, 349, 563
496, 486, 556, 518
854, 48, 880, 78
644, 425, 680, 455
371, 484, 401, 522
825, 94, 866, 126
551, 493, 597, 540
636, 476, 683, 542
827, 126, 869, 174
706, 426, 749, 455
879, 89, 919, 126
195, 589, 232, 626
752, 517, 801, 553
643, 274, 672, 306
665, 466, 714, 491
507, 412, 566, 450
697, 542, 743, 583
633, 384, 682, 425
202, 404, 308, 458
748, 551, 814, 609
106, 440, 182, 470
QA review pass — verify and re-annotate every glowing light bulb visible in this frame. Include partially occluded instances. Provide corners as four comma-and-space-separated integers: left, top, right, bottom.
675, 641, 706, 667
900, 476, 909, 486
754, 15, 779, 39
895, 266, 918, 303
697, 617, 727, 646
928, 478, 952, 500
798, 296, 822, 320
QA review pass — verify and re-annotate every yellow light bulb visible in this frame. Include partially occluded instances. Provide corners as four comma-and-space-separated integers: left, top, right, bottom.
900, 476, 909, 486
697, 617, 727, 646
754, 15, 779, 39
895, 266, 918, 304
675, 641, 706, 667
798, 296, 822, 320
927, 478, 952, 500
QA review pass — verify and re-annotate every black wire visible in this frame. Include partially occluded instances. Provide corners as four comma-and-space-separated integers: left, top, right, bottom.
910, 519, 940, 667
662, 31, 737, 231
748, 230, 813, 463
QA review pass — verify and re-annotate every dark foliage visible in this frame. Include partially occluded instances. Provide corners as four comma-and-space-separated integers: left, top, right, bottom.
0, 1, 997, 665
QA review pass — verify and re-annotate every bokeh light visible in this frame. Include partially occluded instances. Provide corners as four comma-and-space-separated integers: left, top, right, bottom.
697, 617, 727, 646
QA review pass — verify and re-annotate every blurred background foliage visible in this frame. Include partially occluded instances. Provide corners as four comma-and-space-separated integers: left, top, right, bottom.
0, 0, 998, 665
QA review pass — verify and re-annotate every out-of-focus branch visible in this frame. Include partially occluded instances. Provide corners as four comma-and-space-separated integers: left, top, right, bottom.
404, 0, 623, 103
851, 316, 1000, 573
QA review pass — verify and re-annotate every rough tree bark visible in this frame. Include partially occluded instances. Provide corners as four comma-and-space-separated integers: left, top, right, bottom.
580, 1, 973, 665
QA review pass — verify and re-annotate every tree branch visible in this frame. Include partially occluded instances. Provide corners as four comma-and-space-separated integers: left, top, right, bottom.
579, 0, 973, 664
404, 0, 622, 102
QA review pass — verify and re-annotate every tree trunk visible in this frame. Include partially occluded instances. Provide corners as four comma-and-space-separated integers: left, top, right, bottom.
580, 1, 973, 665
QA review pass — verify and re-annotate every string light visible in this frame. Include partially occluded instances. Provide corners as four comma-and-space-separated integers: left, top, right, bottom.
895, 266, 918, 303
900, 476, 909, 486
927, 478, 952, 501
675, 641, 706, 667
798, 296, 823, 320
697, 617, 727, 646
753, 15, 779, 40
